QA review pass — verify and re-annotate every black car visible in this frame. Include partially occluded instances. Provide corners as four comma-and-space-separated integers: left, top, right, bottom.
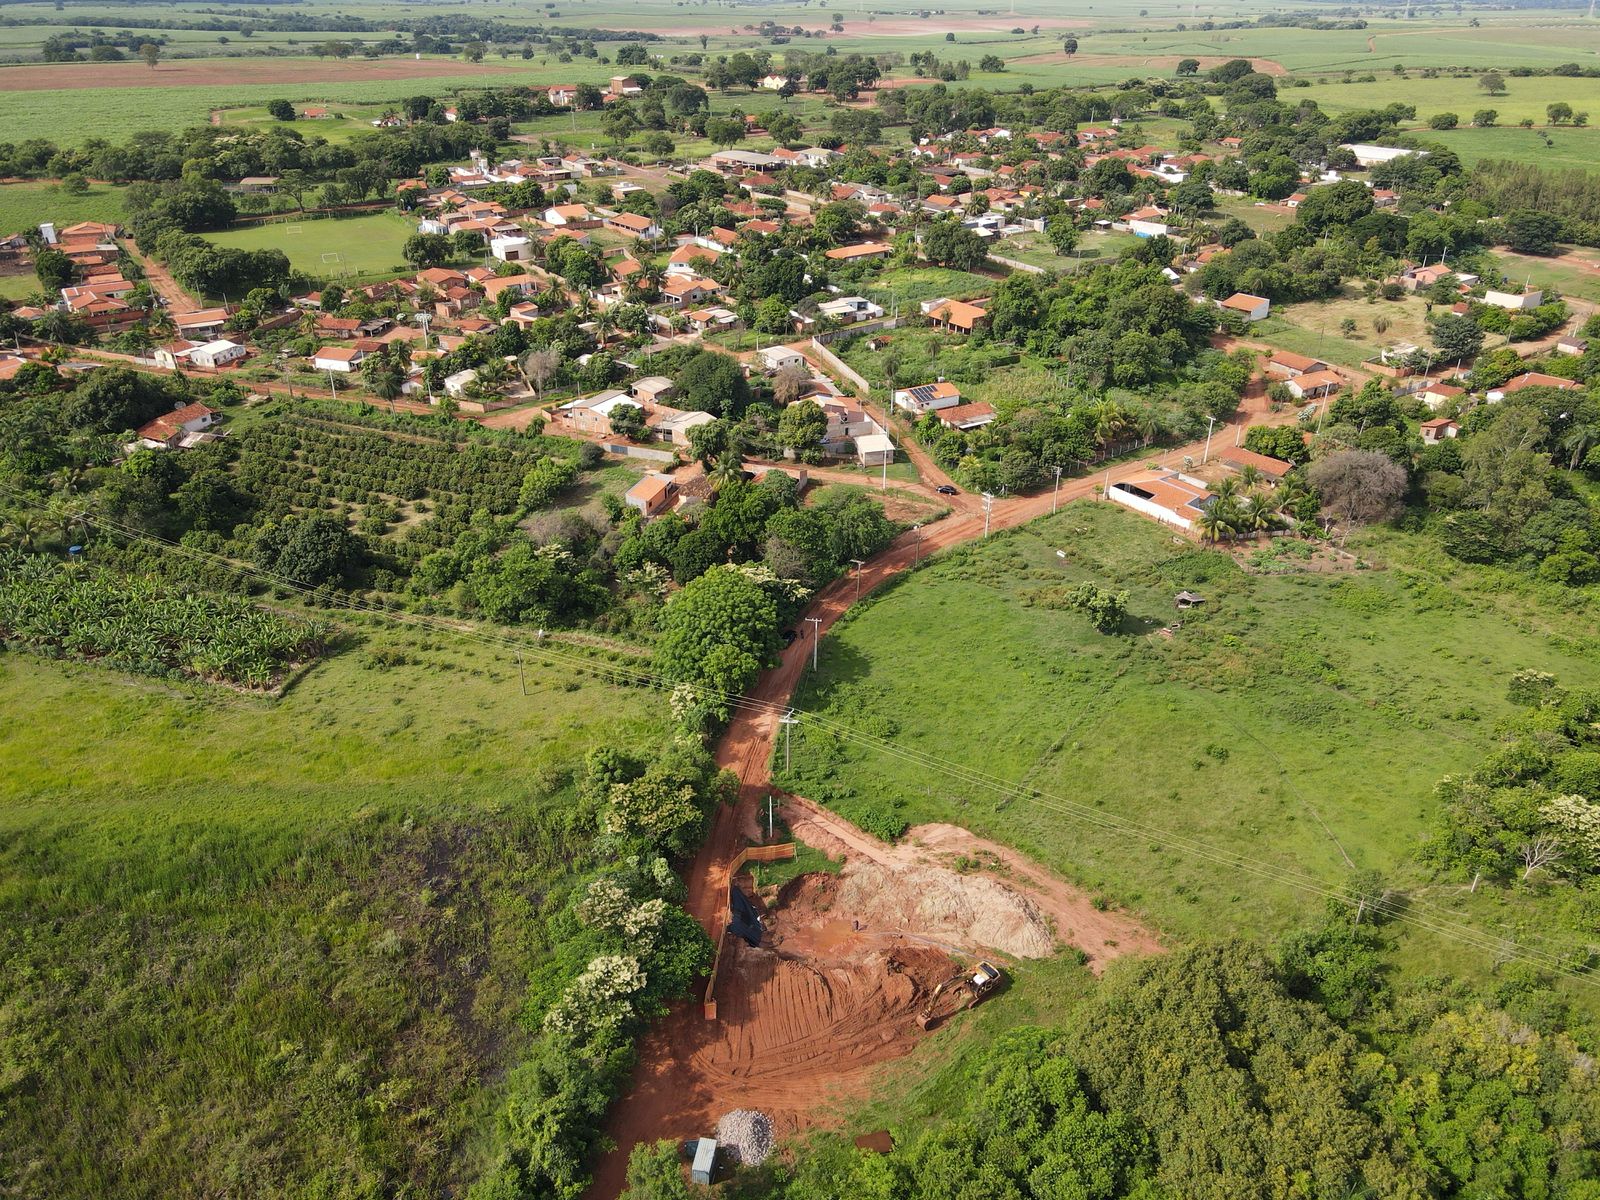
783, 629, 798, 644
936, 484, 959, 496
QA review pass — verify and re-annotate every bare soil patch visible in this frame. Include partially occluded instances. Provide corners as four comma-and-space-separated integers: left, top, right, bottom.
590, 900, 958, 1198
0, 57, 529, 91
785, 797, 1163, 971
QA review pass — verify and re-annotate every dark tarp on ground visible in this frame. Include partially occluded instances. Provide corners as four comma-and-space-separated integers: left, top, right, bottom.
729, 881, 763, 947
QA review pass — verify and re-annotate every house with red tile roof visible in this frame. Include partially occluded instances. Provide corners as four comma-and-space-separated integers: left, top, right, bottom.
135, 401, 219, 449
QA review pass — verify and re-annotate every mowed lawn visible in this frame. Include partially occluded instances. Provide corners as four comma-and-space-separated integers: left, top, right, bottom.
777, 503, 1600, 986
205, 211, 418, 281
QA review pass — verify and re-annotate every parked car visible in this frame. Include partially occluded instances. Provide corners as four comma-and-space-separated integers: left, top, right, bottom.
937, 484, 959, 496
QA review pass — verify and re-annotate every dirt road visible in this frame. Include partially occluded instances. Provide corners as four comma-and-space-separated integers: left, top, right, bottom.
585, 396, 1303, 1194
125, 245, 199, 312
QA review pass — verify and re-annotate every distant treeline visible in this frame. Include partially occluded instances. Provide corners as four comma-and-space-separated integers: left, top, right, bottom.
3, 11, 658, 42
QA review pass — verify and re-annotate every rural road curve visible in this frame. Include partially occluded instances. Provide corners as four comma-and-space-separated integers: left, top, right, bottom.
586, 389, 1301, 1197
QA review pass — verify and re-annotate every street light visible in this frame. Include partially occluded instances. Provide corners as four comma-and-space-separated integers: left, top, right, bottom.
850, 558, 865, 600
982, 491, 994, 537
1051, 464, 1062, 513
805, 615, 822, 670
1202, 415, 1216, 465
912, 523, 922, 564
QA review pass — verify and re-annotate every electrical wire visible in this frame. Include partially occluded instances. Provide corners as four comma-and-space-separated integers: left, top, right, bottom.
6, 482, 1595, 985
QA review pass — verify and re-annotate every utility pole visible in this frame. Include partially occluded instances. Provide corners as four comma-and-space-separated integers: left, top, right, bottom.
1202, 415, 1216, 465
982, 491, 994, 537
805, 616, 822, 670
1051, 464, 1062, 513
912, 523, 922, 564
851, 558, 865, 599
781, 709, 798, 771
517, 651, 526, 695
328, 369, 337, 399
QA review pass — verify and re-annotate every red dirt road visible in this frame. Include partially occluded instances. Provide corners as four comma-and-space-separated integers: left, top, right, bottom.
585, 396, 1305, 1194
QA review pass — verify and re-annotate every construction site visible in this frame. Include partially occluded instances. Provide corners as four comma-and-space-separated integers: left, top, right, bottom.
587, 786, 1162, 1197
583, 517, 1165, 1199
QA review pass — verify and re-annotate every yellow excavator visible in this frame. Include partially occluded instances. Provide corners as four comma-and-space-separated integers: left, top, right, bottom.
916, 961, 1003, 1030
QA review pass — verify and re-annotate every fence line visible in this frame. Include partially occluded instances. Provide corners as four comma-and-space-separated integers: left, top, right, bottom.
702, 841, 796, 1020
989, 253, 1046, 275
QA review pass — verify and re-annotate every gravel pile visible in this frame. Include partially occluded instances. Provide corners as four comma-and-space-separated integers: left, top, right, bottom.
716, 1109, 775, 1166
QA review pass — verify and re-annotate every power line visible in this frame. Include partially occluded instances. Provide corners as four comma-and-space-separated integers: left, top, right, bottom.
9, 485, 1595, 984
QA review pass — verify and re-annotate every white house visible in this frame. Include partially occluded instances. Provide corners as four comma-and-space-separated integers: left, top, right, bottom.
313, 346, 365, 373
759, 346, 806, 372
1120, 206, 1172, 238
1218, 292, 1271, 323
816, 295, 884, 325
1341, 143, 1426, 168
490, 235, 534, 263
443, 368, 479, 398
182, 339, 246, 369
854, 432, 895, 467
1108, 471, 1216, 532
134, 401, 220, 450
1483, 288, 1544, 311
892, 380, 962, 415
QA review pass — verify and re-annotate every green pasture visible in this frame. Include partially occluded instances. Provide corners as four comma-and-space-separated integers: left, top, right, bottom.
1256, 288, 1441, 371
1493, 247, 1600, 305
205, 211, 419, 283
1316, 71, 1600, 128
0, 62, 614, 145
1404, 123, 1600, 171
1212, 194, 1294, 235
862, 265, 996, 309
0, 273, 43, 302
0, 620, 667, 1199
0, 181, 126, 235
776, 502, 1600, 991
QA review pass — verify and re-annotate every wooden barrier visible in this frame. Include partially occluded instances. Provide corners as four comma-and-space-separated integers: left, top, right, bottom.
702, 842, 796, 1020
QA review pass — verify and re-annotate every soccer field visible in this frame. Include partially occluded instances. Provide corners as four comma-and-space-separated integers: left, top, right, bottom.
204, 211, 419, 281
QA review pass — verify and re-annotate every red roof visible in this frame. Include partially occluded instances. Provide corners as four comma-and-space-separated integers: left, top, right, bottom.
136, 401, 215, 442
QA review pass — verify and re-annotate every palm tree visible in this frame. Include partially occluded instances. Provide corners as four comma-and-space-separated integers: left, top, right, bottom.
1237, 463, 1262, 492
1241, 492, 1276, 539
1561, 418, 1600, 470
1136, 407, 1159, 449
1212, 476, 1241, 506
43, 494, 85, 543
362, 352, 404, 410
1090, 398, 1129, 454
709, 447, 745, 489
2, 508, 43, 551
50, 465, 83, 495
1196, 503, 1232, 546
